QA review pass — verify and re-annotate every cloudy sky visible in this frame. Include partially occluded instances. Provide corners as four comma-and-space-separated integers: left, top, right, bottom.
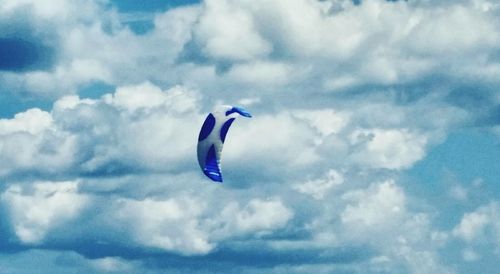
0, 0, 499, 273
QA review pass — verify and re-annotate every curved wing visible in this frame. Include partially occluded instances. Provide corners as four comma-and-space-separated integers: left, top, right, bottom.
197, 106, 251, 182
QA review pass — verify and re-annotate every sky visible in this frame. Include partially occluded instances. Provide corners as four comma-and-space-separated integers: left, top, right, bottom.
0, 0, 499, 273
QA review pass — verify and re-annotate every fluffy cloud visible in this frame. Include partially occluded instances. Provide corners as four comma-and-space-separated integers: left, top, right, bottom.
114, 196, 213, 255
453, 202, 500, 243
1, 181, 88, 244
194, 0, 272, 61
2, 0, 499, 99
182, 0, 500, 91
0, 81, 303, 255
0, 76, 471, 273
293, 109, 348, 138
12, 83, 201, 176
451, 202, 500, 264
0, 177, 295, 257
0, 108, 53, 135
348, 128, 428, 169
213, 198, 293, 238
336, 181, 453, 273
1, 0, 499, 273
0, 110, 76, 177
0, 79, 453, 273
0, 0, 200, 96
341, 180, 406, 229
293, 169, 344, 200
453, 209, 491, 242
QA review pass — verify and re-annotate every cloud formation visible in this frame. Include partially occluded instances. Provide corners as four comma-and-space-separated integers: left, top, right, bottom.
0, 0, 499, 273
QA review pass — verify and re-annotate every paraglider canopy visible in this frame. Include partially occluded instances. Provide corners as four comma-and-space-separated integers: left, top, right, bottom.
197, 105, 251, 182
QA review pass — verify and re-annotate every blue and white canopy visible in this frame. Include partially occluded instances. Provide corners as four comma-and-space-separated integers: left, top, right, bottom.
197, 105, 252, 182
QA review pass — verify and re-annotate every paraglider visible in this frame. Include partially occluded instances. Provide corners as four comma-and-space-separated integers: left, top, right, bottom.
197, 105, 252, 182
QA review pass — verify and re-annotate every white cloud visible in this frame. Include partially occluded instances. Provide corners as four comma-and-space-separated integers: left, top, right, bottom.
105, 82, 189, 112
323, 75, 359, 91
115, 196, 213, 255
0, 0, 499, 272
289, 179, 454, 274
449, 184, 468, 201
293, 109, 348, 138
53, 95, 97, 110
453, 209, 491, 242
1, 181, 88, 244
153, 5, 202, 56
1, 0, 201, 97
348, 128, 428, 169
0, 83, 203, 176
244, 0, 364, 59
0, 76, 465, 272
237, 97, 261, 106
0, 0, 103, 21
2, 0, 499, 99
90, 256, 134, 273
0, 175, 295, 257
0, 0, 499, 100
336, 180, 455, 273
451, 202, 500, 265
194, 0, 272, 61
224, 61, 299, 87
404, 4, 498, 55
223, 111, 321, 170
453, 202, 499, 243
294, 169, 344, 200
0, 109, 76, 176
0, 108, 53, 135
462, 248, 480, 262
341, 180, 405, 228
213, 198, 293, 238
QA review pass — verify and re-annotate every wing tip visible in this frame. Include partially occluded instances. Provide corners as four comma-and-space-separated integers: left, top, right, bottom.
204, 169, 223, 182
226, 106, 252, 118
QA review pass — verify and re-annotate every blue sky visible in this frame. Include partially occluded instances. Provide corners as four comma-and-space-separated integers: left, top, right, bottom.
1, 0, 500, 273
